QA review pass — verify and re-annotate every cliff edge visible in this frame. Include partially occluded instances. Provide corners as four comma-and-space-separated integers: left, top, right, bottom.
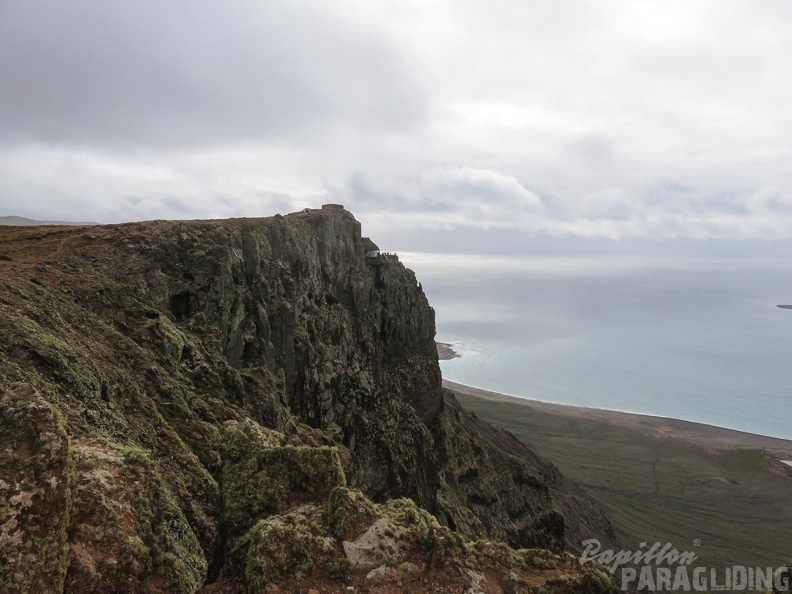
0, 207, 617, 593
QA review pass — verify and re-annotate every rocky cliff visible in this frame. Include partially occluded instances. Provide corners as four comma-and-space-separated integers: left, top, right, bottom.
0, 206, 617, 593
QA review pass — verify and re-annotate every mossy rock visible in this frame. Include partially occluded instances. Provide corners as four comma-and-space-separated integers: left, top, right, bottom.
65, 438, 206, 593
338, 493, 466, 572
327, 487, 378, 541
221, 420, 346, 535
237, 505, 349, 590
224, 474, 613, 594
348, 396, 437, 508
541, 568, 618, 594
466, 540, 562, 573
0, 385, 73, 593
377, 497, 439, 552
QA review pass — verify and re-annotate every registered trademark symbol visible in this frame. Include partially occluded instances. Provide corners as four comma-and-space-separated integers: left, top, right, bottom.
693, 539, 701, 547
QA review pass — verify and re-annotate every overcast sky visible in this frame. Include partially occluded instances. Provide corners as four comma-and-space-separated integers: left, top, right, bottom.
2, 0, 792, 252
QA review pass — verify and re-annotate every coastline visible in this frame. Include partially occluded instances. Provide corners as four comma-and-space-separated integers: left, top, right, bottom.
435, 341, 460, 360
449, 376, 792, 572
442, 378, 792, 455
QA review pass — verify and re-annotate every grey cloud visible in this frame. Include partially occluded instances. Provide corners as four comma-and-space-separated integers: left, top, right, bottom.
2, 0, 792, 248
572, 188, 634, 221
0, 1, 425, 148
160, 197, 197, 215
561, 136, 615, 171
344, 167, 540, 216
420, 167, 541, 211
745, 187, 792, 213
341, 161, 792, 244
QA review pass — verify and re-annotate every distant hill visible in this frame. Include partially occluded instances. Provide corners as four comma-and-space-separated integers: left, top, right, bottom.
0, 215, 96, 226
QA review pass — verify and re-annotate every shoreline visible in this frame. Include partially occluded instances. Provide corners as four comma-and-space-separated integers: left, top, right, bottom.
435, 341, 460, 360
443, 378, 792, 454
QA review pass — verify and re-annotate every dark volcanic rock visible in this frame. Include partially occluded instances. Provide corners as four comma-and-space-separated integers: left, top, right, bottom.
0, 208, 618, 592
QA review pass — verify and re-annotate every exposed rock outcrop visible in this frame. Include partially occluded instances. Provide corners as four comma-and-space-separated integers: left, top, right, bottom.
0, 208, 617, 592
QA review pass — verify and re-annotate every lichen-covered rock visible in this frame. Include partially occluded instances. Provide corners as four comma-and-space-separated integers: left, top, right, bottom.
327, 486, 378, 541
234, 505, 349, 591
342, 517, 408, 570
231, 488, 616, 594
365, 561, 423, 584
0, 385, 72, 593
221, 419, 346, 536
0, 207, 618, 590
65, 439, 206, 593
0, 386, 207, 594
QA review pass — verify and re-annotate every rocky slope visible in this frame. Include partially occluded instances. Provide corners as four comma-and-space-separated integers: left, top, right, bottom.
0, 206, 617, 593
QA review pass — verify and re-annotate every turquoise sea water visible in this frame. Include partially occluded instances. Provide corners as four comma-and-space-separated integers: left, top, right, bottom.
402, 253, 792, 440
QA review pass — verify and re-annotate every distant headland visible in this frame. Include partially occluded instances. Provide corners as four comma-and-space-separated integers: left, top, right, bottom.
436, 341, 460, 360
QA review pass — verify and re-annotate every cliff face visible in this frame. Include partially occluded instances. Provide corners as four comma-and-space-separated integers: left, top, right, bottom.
0, 207, 616, 593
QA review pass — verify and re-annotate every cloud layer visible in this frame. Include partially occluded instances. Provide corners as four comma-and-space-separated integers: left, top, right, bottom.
1, 0, 792, 248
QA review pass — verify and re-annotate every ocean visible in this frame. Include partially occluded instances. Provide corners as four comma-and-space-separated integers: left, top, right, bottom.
401, 252, 792, 440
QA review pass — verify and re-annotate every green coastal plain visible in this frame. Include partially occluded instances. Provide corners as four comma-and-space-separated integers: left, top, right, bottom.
452, 385, 792, 578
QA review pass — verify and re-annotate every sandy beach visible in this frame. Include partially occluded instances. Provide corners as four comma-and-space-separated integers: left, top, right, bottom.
442, 378, 792, 455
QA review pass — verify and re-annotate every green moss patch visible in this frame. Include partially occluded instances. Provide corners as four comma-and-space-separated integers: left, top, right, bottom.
237, 505, 349, 590
221, 420, 346, 536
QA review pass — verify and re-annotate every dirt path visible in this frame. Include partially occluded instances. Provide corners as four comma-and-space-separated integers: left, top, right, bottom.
0, 225, 93, 268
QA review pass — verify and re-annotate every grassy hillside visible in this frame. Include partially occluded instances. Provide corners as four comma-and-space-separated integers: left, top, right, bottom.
454, 391, 792, 574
